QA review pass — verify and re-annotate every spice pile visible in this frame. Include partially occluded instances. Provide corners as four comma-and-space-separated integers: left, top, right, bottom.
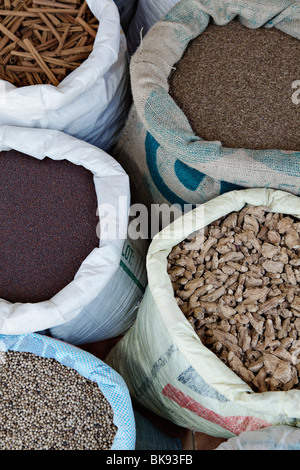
0, 351, 118, 450
0, 0, 99, 87
0, 149, 99, 304
168, 20, 300, 151
168, 206, 300, 393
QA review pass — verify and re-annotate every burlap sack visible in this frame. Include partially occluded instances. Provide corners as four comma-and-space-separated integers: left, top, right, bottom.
113, 0, 300, 211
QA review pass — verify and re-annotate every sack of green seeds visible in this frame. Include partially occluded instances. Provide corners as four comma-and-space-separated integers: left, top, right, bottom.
0, 332, 136, 450
107, 188, 300, 438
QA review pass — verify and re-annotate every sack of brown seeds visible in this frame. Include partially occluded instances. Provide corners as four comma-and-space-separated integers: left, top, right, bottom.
0, 126, 147, 343
113, 0, 300, 211
0, 0, 130, 152
107, 188, 300, 437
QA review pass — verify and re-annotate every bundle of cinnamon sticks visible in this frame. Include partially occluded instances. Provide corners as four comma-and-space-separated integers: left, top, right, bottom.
0, 0, 99, 86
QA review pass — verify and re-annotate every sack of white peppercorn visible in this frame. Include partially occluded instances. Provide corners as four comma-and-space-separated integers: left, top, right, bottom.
107, 188, 300, 438
0, 333, 136, 450
0, 0, 130, 152
215, 425, 300, 450
0, 126, 147, 341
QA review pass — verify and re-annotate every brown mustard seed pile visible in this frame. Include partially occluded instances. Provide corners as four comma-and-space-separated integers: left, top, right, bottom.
168, 20, 300, 151
0, 0, 98, 87
0, 351, 118, 450
0, 149, 99, 304
168, 206, 300, 393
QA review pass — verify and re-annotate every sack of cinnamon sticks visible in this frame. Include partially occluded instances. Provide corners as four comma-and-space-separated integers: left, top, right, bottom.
0, 0, 130, 151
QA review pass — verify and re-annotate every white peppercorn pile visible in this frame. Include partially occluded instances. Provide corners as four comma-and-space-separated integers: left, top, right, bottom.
0, 351, 117, 450
167, 206, 300, 393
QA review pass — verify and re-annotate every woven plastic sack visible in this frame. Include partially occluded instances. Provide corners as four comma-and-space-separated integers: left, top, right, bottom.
134, 411, 182, 450
107, 188, 300, 438
0, 333, 135, 450
0, 126, 147, 341
126, 0, 179, 54
216, 425, 300, 450
113, 0, 300, 211
0, 0, 130, 152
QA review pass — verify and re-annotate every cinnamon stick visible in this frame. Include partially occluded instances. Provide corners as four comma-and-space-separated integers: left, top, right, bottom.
0, 0, 99, 87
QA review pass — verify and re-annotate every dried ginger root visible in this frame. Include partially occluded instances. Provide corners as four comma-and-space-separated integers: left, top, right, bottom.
167, 206, 300, 393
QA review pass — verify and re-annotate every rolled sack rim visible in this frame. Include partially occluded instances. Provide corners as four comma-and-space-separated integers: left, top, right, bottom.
146, 188, 300, 417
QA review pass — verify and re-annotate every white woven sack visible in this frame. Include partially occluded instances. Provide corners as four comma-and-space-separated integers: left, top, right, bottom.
0, 0, 129, 152
0, 126, 146, 340
114, 0, 138, 32
50, 235, 148, 345
107, 188, 300, 438
216, 425, 300, 450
